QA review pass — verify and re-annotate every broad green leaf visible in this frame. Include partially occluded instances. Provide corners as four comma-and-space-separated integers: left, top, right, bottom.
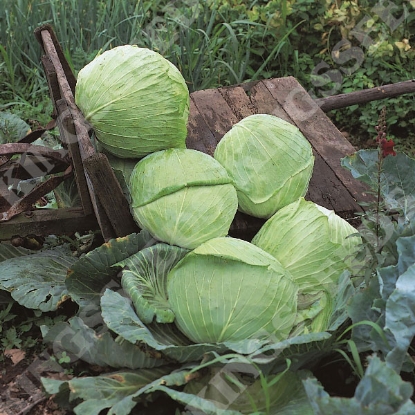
118, 243, 189, 324
348, 275, 390, 354
303, 355, 415, 414
66, 231, 155, 304
53, 176, 81, 208
42, 316, 164, 369
350, 235, 415, 372
181, 367, 314, 415
0, 245, 76, 311
151, 386, 243, 415
42, 367, 176, 415
341, 149, 379, 187
342, 150, 415, 221
250, 332, 333, 371
382, 240, 415, 372
0, 243, 34, 262
100, 289, 163, 350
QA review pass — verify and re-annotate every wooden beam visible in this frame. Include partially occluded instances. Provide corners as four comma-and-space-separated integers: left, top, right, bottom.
315, 79, 415, 112
0, 208, 98, 240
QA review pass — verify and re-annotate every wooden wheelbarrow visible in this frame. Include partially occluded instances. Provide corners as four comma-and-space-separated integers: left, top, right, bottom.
1, 24, 414, 242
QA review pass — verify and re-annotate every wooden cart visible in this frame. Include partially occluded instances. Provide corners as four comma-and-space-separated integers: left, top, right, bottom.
1, 25, 412, 242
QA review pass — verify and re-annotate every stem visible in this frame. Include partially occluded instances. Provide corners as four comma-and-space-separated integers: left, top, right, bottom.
375, 148, 382, 248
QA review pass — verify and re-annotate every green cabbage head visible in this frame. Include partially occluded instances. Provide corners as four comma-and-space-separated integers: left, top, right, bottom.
252, 198, 361, 332
252, 197, 361, 292
214, 114, 314, 218
167, 237, 298, 343
129, 149, 238, 249
75, 45, 189, 158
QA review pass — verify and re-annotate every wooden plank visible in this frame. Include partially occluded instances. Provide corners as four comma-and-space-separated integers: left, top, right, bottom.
186, 99, 217, 156
247, 81, 292, 121
190, 88, 240, 142
83, 153, 140, 239
306, 154, 362, 215
263, 77, 374, 205
0, 208, 98, 240
219, 85, 257, 119
56, 99, 93, 215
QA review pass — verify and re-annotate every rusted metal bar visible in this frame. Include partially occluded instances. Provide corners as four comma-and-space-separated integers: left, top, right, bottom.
1, 166, 73, 221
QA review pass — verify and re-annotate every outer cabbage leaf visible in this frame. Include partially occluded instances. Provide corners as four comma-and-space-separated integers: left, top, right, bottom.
118, 243, 189, 324
75, 45, 189, 158
130, 149, 238, 249
41, 367, 183, 415
350, 234, 415, 373
42, 316, 164, 369
214, 114, 314, 218
66, 231, 155, 304
184, 367, 314, 415
252, 198, 361, 293
167, 237, 298, 343
0, 245, 76, 311
303, 355, 415, 414
0, 243, 34, 261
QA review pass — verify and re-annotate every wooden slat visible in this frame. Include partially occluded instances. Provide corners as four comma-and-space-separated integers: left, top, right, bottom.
190, 89, 239, 142
83, 153, 140, 239
219, 85, 257, 119
262, 77, 374, 205
247, 81, 292, 121
56, 99, 93, 215
186, 99, 218, 156
0, 208, 98, 240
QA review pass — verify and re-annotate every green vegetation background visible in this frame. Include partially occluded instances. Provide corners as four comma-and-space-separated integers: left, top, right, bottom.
1, 0, 414, 152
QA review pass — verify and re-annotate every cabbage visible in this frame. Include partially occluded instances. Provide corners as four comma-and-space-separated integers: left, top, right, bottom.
252, 198, 361, 333
129, 149, 238, 249
167, 237, 298, 343
75, 45, 189, 158
252, 198, 360, 291
214, 114, 314, 218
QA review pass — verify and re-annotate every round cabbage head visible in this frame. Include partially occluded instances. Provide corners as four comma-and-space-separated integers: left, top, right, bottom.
214, 114, 314, 218
75, 45, 189, 158
167, 237, 298, 343
252, 197, 361, 292
252, 198, 361, 333
129, 149, 238, 249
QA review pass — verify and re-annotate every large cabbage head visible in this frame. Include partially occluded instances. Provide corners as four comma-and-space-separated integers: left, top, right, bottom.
214, 114, 314, 218
252, 198, 361, 333
167, 237, 298, 343
75, 45, 189, 158
129, 149, 238, 249
252, 197, 361, 292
